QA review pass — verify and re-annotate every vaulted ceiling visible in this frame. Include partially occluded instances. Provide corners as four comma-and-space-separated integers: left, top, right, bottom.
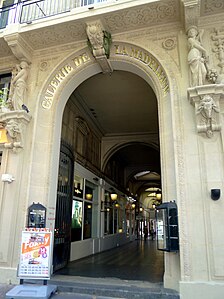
73, 70, 161, 198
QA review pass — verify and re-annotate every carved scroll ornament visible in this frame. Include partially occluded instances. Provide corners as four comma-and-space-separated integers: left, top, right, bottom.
0, 111, 31, 152
196, 94, 220, 137
86, 21, 113, 74
188, 85, 224, 138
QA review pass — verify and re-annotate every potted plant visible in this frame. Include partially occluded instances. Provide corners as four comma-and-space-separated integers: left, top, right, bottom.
0, 88, 10, 112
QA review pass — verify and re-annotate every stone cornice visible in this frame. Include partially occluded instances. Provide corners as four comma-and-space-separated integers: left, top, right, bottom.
0, 1, 224, 58
3, 30, 33, 63
188, 84, 224, 102
1, 0, 181, 53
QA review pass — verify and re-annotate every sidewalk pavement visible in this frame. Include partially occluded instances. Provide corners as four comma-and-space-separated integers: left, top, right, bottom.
0, 283, 15, 299
0, 284, 125, 299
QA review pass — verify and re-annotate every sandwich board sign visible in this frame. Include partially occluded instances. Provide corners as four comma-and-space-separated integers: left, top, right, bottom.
18, 228, 52, 279
6, 228, 57, 299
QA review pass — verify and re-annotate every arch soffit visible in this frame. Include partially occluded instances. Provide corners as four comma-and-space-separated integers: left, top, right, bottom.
101, 141, 159, 173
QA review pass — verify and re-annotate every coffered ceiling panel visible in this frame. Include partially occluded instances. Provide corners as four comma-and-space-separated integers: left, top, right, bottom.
201, 0, 224, 16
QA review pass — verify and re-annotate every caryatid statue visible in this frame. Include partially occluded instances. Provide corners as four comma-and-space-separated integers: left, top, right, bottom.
10, 61, 29, 112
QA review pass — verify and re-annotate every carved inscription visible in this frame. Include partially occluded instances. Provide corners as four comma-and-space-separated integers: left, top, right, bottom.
114, 45, 169, 93
42, 53, 90, 109
42, 46, 169, 110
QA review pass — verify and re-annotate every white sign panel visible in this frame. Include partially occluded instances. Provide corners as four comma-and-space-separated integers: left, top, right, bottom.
18, 229, 52, 279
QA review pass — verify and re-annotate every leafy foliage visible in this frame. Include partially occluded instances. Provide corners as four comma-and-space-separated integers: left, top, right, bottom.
0, 88, 8, 107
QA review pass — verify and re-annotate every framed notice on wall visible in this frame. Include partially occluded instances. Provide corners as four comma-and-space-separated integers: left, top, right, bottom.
18, 229, 52, 279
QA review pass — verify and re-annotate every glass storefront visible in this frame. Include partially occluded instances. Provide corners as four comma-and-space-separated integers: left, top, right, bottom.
102, 192, 125, 235
71, 175, 98, 242
70, 164, 136, 260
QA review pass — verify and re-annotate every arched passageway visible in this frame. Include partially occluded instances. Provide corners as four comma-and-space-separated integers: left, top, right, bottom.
53, 69, 164, 282
31, 42, 180, 291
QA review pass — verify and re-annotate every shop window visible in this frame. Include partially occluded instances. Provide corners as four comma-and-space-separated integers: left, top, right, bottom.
71, 200, 82, 241
103, 191, 122, 235
83, 202, 92, 239
71, 177, 98, 242
84, 180, 98, 239
73, 175, 84, 198
85, 180, 96, 200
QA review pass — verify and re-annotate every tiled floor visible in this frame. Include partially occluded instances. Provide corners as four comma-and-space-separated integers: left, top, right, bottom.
55, 239, 164, 283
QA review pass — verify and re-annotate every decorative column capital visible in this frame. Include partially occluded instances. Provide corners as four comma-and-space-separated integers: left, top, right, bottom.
188, 84, 224, 138
0, 110, 32, 152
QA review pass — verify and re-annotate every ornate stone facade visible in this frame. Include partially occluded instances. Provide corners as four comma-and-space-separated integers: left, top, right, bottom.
0, 1, 224, 299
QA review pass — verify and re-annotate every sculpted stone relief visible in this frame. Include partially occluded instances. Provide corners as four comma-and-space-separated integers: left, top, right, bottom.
188, 85, 223, 138
86, 22, 110, 58
5, 119, 23, 149
10, 61, 30, 112
0, 60, 30, 113
186, 23, 224, 138
86, 21, 113, 74
187, 26, 208, 87
196, 94, 220, 138
0, 110, 31, 152
0, 60, 31, 151
162, 38, 177, 51
211, 28, 224, 79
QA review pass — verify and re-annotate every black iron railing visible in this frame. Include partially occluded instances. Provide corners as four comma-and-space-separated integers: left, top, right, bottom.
0, 0, 113, 29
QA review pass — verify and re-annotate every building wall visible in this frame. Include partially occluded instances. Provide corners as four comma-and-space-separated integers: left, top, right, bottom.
61, 97, 102, 173
0, 1, 224, 298
0, 40, 180, 289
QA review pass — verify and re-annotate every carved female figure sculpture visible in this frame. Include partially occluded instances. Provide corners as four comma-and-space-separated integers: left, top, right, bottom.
11, 61, 29, 110
187, 26, 208, 87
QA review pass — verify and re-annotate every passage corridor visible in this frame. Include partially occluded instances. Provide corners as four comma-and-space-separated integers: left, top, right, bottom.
55, 239, 164, 283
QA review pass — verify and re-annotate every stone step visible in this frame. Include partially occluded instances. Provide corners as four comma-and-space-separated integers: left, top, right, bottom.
49, 276, 180, 299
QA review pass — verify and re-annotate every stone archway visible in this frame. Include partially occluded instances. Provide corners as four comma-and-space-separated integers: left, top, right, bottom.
29, 42, 184, 291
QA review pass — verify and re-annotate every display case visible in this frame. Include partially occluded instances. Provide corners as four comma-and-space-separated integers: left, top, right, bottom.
156, 202, 179, 252
27, 202, 46, 228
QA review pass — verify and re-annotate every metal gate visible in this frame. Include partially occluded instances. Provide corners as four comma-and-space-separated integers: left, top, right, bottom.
53, 142, 74, 272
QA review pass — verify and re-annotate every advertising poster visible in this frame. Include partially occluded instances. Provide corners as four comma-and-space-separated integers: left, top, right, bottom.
18, 229, 52, 279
